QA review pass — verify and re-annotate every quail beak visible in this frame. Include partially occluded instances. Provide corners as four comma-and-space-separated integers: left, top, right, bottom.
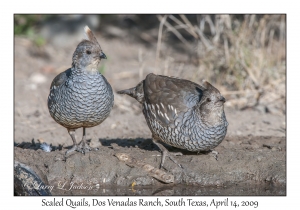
100, 52, 107, 59
219, 96, 226, 103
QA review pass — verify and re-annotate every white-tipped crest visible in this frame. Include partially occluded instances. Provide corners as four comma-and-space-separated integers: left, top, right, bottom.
83, 25, 101, 49
84, 25, 91, 40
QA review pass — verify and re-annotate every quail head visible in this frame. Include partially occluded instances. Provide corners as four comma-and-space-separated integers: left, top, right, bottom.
47, 26, 114, 156
117, 73, 228, 168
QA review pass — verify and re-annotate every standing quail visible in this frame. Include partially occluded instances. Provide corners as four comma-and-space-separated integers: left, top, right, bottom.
117, 73, 228, 168
48, 26, 114, 155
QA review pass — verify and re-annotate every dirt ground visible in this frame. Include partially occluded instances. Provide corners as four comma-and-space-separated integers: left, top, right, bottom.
14, 33, 286, 195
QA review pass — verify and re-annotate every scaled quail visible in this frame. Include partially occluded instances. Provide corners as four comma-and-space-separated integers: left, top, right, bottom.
117, 73, 228, 168
48, 26, 114, 155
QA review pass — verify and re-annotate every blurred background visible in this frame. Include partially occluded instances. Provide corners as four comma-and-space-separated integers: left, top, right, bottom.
14, 14, 286, 147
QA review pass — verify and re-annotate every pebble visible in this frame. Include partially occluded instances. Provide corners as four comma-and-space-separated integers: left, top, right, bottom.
257, 156, 262, 162
30, 72, 47, 84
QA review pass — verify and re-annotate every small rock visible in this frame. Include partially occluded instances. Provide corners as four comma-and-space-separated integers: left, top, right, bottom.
54, 154, 65, 162
30, 72, 47, 84
236, 131, 242, 135
111, 143, 121, 149
271, 146, 281, 152
90, 139, 101, 148
251, 143, 260, 149
265, 177, 272, 182
229, 141, 235, 146
66, 159, 75, 168
111, 123, 117, 129
33, 110, 41, 117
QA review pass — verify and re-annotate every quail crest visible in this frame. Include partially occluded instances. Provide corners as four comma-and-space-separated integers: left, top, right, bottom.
48, 26, 114, 156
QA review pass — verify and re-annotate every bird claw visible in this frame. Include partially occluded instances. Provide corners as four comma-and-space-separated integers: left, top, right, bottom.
65, 141, 98, 156
210, 150, 219, 161
78, 141, 98, 153
161, 151, 184, 170
152, 139, 183, 170
65, 145, 78, 156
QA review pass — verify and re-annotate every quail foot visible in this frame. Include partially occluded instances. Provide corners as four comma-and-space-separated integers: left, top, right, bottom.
117, 73, 228, 169
48, 26, 114, 156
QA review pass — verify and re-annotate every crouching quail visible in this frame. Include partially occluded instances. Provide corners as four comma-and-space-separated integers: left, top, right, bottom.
117, 73, 228, 168
48, 26, 114, 156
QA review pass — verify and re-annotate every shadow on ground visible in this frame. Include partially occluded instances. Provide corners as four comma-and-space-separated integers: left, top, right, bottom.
14, 135, 286, 196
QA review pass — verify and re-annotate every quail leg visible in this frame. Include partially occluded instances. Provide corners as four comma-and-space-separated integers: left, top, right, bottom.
77, 128, 99, 154
65, 129, 78, 156
152, 138, 183, 169
65, 128, 99, 156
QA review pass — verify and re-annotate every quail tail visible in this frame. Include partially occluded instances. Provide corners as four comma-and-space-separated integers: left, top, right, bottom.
117, 87, 136, 98
117, 80, 144, 103
117, 87, 138, 100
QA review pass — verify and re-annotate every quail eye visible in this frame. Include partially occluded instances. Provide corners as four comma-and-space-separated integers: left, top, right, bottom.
86, 50, 91, 54
206, 98, 211, 102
